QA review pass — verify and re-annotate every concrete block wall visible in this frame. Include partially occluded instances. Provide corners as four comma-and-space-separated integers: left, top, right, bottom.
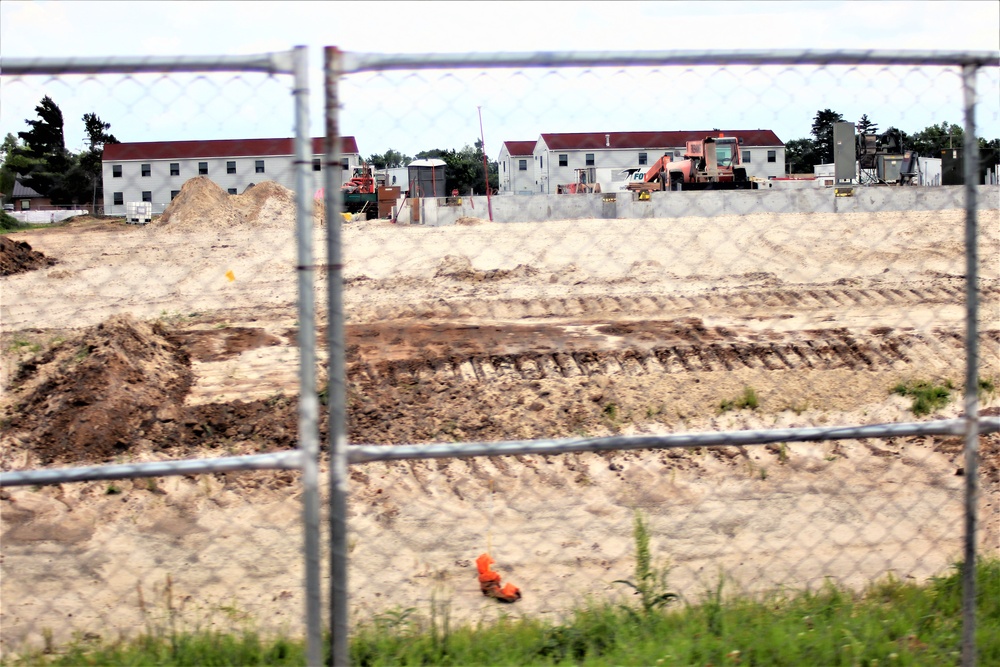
399, 185, 998, 226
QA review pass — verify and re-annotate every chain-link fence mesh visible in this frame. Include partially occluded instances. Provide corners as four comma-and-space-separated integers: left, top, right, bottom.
1, 50, 324, 662
323, 50, 999, 665
2, 48, 999, 665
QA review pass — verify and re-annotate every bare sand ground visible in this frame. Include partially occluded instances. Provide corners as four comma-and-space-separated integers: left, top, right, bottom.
1, 198, 998, 654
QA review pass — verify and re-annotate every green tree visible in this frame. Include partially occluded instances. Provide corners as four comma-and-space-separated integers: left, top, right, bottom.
15, 95, 70, 196
366, 149, 411, 169
784, 137, 820, 173
0, 133, 21, 201
810, 108, 845, 164
907, 121, 963, 156
80, 113, 120, 209
415, 140, 498, 195
856, 114, 878, 135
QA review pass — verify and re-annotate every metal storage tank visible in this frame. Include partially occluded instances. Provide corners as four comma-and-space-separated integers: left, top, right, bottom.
407, 159, 446, 198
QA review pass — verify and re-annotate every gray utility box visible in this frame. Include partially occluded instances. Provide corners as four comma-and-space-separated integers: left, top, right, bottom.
126, 201, 152, 224
877, 155, 904, 183
833, 122, 856, 185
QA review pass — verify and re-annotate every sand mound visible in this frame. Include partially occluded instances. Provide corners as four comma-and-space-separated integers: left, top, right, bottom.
0, 237, 56, 276
155, 177, 320, 231
434, 255, 539, 282
455, 216, 486, 226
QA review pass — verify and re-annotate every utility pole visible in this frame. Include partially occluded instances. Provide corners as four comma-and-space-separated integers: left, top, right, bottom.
477, 106, 493, 222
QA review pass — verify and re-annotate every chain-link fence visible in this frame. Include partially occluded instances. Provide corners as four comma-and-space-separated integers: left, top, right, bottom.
0, 48, 326, 665
2, 47, 999, 666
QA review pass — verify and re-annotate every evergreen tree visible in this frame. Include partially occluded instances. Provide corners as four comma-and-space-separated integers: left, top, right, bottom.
810, 109, 845, 164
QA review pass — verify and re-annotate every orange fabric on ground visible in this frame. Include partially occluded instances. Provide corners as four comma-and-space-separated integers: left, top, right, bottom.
476, 553, 521, 603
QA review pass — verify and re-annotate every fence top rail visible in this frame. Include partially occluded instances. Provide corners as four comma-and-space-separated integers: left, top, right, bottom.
348, 417, 998, 464
341, 48, 1000, 74
0, 50, 299, 76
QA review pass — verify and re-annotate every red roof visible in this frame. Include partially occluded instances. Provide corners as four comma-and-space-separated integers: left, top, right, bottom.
539, 130, 783, 150
502, 141, 537, 156
103, 137, 360, 161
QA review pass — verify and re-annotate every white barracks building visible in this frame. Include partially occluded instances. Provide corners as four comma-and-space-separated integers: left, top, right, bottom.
498, 130, 785, 194
101, 137, 362, 216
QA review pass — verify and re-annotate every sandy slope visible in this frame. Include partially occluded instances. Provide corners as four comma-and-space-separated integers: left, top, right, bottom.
1, 199, 998, 654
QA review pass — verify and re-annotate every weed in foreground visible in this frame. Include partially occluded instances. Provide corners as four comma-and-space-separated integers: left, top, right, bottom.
613, 509, 677, 617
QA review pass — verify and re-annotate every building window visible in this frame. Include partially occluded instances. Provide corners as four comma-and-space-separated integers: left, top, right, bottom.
742, 150, 751, 163
341, 159, 349, 169
199, 162, 208, 175
141, 164, 151, 177
170, 190, 180, 200
585, 153, 595, 166
313, 158, 321, 172
255, 160, 265, 174
767, 150, 776, 163
227, 188, 237, 195
113, 192, 123, 206
639, 152, 647, 166
559, 154, 568, 167
539, 156, 543, 168
112, 165, 122, 178
518, 159, 527, 171
502, 162, 505, 172
227, 161, 236, 174
20, 199, 30, 210
170, 163, 180, 176
141, 191, 152, 202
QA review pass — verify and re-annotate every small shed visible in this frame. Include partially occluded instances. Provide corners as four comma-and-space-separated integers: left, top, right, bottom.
407, 159, 446, 198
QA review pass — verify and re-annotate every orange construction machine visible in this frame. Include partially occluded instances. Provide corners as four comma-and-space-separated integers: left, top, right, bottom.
628, 134, 757, 192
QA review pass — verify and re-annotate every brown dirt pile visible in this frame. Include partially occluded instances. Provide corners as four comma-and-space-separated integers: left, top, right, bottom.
0, 237, 56, 276
1, 315, 305, 467
155, 177, 323, 231
3, 315, 194, 464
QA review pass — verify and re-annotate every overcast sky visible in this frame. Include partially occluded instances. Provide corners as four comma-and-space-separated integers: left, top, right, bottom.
2, 1, 998, 159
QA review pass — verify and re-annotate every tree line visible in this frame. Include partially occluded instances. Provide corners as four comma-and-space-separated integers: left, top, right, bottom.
786, 109, 1000, 174
366, 143, 500, 196
4, 96, 998, 207
1, 96, 118, 207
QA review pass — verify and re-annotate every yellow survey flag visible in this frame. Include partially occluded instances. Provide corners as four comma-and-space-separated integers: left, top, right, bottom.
225, 270, 235, 282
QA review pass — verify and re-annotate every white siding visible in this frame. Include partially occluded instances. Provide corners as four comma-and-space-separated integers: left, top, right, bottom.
739, 146, 787, 180
535, 141, 787, 192
498, 145, 536, 195
102, 151, 361, 216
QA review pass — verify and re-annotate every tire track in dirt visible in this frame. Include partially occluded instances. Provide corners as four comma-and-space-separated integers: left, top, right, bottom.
351, 329, 988, 388
350, 283, 996, 324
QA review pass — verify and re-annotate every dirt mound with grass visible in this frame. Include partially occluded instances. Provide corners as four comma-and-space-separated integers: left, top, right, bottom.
3, 315, 194, 464
0, 236, 56, 276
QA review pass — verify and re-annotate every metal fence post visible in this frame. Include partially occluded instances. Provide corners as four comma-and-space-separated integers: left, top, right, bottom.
324, 45, 351, 667
960, 61, 982, 667
292, 44, 324, 667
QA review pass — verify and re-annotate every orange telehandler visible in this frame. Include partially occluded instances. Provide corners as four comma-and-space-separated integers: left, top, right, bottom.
628, 134, 756, 192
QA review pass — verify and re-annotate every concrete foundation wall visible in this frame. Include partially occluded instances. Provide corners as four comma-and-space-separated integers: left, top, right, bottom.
401, 185, 999, 226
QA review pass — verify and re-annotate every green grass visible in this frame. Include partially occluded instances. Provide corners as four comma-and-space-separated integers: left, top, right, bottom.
7, 559, 998, 666
0, 211, 57, 234
720, 386, 759, 413
892, 379, 953, 416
